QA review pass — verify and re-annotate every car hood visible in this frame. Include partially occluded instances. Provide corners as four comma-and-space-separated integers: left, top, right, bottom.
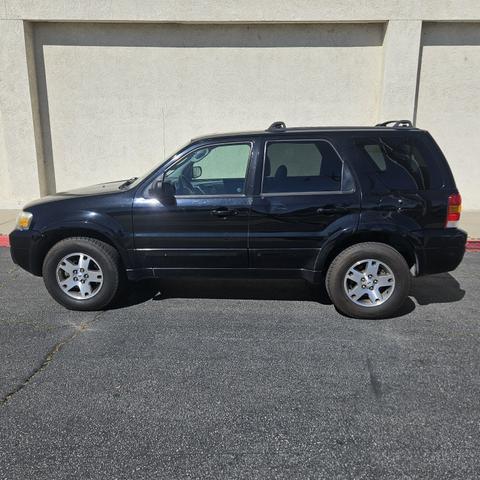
23, 180, 128, 209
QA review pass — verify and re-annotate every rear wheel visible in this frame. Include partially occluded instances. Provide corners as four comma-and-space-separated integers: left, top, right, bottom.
43, 237, 121, 311
326, 242, 411, 319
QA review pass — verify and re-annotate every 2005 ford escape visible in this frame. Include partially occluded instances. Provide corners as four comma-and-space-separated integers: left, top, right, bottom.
10, 120, 466, 318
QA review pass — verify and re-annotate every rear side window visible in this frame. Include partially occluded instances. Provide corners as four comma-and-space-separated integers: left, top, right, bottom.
356, 135, 443, 190
262, 140, 352, 194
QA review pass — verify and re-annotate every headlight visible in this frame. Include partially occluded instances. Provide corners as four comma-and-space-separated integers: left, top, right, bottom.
16, 211, 33, 231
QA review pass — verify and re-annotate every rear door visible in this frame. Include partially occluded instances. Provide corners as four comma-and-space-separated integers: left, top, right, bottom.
249, 136, 360, 271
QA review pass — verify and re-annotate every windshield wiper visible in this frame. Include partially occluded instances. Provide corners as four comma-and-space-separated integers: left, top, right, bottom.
119, 177, 138, 189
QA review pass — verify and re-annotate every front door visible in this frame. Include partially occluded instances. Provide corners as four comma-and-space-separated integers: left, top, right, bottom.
249, 138, 360, 271
133, 142, 253, 270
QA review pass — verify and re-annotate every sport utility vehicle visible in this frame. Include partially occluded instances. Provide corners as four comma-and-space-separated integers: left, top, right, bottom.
10, 121, 467, 318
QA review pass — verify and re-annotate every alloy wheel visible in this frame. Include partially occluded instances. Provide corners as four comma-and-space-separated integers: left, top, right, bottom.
56, 252, 104, 300
343, 258, 395, 307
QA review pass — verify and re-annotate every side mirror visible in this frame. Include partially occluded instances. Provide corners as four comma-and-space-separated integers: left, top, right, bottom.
151, 179, 163, 198
161, 181, 176, 198
192, 165, 202, 179
151, 178, 176, 205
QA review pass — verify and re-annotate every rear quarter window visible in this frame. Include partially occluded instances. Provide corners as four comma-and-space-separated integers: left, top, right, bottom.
355, 134, 444, 191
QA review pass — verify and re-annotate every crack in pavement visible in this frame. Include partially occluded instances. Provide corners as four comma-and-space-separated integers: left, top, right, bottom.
0, 311, 105, 408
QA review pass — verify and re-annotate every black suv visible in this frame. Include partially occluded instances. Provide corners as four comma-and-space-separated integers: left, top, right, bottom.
10, 121, 466, 318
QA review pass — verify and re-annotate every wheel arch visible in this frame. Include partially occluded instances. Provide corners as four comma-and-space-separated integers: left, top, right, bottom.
31, 226, 129, 276
316, 231, 418, 277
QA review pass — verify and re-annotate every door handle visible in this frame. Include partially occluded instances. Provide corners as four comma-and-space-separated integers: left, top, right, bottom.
316, 207, 345, 214
211, 208, 239, 218
377, 205, 398, 212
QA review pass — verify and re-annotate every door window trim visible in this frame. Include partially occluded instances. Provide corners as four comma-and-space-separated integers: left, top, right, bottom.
146, 141, 254, 199
260, 138, 355, 197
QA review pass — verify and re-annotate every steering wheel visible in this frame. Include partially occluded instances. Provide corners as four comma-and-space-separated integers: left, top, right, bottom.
193, 184, 207, 195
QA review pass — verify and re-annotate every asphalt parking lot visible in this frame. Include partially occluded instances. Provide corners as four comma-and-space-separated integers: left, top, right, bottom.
0, 248, 479, 479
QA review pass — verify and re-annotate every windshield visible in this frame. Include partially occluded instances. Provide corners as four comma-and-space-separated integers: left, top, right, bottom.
118, 142, 190, 189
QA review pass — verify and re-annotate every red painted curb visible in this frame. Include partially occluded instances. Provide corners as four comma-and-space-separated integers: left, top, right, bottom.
467, 239, 480, 252
0, 235, 9, 248
1, 234, 479, 251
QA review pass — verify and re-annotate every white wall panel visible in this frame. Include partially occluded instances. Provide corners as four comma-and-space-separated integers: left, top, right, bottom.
416, 23, 480, 209
34, 22, 384, 192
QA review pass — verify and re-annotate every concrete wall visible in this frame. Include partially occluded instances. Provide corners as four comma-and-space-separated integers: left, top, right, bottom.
1, 1, 480, 209
35, 22, 384, 192
416, 23, 480, 211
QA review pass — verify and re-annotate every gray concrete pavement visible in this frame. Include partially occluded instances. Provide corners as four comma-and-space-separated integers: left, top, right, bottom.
0, 248, 479, 479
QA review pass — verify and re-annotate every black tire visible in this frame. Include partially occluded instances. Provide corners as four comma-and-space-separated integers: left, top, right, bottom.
326, 242, 411, 319
42, 237, 121, 311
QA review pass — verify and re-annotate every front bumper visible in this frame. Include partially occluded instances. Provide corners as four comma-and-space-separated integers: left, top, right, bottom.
9, 229, 44, 276
416, 228, 467, 275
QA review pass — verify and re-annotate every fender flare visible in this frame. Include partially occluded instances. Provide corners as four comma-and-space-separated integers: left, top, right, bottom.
31, 215, 132, 275
314, 225, 421, 275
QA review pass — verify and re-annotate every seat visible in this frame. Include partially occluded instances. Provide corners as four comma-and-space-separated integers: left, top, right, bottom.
274, 165, 288, 180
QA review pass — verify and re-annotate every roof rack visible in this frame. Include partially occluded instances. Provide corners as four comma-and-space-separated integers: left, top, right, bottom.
267, 121, 287, 132
375, 120, 413, 128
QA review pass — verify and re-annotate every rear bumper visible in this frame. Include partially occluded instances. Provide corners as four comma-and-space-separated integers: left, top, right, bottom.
9, 229, 44, 276
416, 228, 467, 275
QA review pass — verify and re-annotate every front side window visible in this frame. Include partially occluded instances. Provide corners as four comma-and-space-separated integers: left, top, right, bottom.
262, 141, 346, 194
162, 143, 251, 196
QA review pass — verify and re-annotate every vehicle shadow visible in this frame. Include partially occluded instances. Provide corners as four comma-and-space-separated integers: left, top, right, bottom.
110, 277, 331, 310
110, 272, 465, 315
410, 272, 465, 305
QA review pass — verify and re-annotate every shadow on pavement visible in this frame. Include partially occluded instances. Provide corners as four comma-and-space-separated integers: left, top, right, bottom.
410, 272, 465, 305
110, 272, 465, 315
110, 278, 332, 310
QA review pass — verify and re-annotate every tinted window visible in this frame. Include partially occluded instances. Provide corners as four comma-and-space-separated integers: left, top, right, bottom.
357, 135, 442, 190
192, 144, 250, 180
163, 143, 251, 196
262, 141, 346, 194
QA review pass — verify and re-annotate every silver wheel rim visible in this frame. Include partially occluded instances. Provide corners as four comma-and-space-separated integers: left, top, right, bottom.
343, 258, 395, 308
56, 252, 104, 300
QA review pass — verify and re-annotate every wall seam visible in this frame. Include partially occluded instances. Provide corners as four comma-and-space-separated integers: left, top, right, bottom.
23, 20, 53, 195
412, 22, 425, 126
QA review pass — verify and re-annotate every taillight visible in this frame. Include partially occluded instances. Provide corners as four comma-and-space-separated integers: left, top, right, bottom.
446, 193, 462, 228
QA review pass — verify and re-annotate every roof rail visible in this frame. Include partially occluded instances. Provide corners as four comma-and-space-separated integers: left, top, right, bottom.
375, 120, 413, 128
267, 121, 287, 132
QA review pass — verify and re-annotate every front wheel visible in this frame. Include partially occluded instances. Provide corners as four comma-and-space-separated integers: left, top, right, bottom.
326, 242, 411, 319
43, 237, 121, 311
